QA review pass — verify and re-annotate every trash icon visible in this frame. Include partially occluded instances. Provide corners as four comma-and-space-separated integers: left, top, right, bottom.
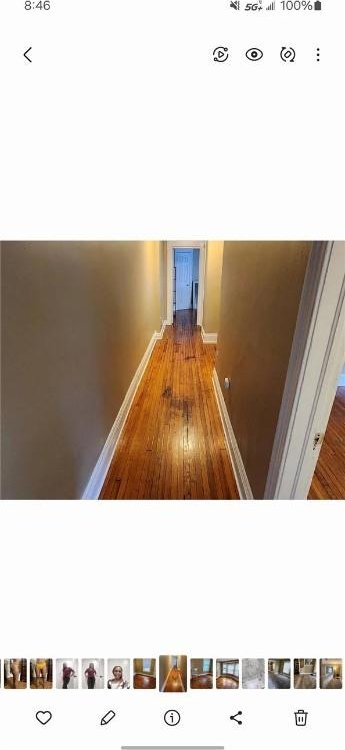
295, 709, 308, 727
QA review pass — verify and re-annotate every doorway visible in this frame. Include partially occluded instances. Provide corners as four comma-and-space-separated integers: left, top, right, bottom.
167, 241, 206, 326
174, 249, 198, 312
308, 384, 345, 498
264, 241, 345, 499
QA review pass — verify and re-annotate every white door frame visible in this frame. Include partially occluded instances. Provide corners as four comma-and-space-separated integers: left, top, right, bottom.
265, 240, 345, 499
167, 241, 206, 326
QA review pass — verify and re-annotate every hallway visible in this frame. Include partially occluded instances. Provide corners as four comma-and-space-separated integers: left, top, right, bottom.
100, 311, 239, 499
161, 666, 186, 692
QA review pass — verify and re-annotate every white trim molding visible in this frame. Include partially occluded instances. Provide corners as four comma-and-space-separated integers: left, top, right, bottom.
265, 241, 345, 500
82, 324, 166, 500
212, 369, 253, 500
156, 320, 168, 339
201, 327, 218, 344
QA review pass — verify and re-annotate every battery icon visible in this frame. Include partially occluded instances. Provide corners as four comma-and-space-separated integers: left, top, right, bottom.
314, 1, 322, 9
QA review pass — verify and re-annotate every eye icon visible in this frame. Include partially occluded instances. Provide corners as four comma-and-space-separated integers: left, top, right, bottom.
246, 48, 263, 61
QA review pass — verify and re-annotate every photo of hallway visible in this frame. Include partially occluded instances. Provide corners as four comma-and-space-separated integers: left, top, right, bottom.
293, 659, 317, 689
190, 659, 213, 689
1, 240, 344, 501
216, 659, 239, 689
133, 659, 156, 689
159, 655, 187, 692
268, 659, 291, 689
320, 659, 342, 689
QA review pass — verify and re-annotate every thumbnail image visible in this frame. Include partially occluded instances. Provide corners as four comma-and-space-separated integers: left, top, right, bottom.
56, 659, 79, 689
294, 659, 317, 689
268, 659, 291, 689
216, 659, 239, 689
133, 659, 156, 689
320, 659, 342, 689
2, 240, 344, 502
4, 659, 27, 689
159, 655, 187, 692
107, 659, 130, 689
190, 659, 213, 689
242, 659, 265, 689
81, 659, 104, 689
30, 658, 53, 689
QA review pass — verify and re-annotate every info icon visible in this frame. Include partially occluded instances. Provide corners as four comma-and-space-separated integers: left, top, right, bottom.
164, 710, 181, 726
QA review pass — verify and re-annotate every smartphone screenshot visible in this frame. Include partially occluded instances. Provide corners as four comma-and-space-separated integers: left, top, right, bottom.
0, 2, 344, 749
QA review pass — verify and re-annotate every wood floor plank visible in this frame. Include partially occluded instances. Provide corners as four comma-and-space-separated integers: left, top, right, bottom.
308, 386, 345, 500
100, 310, 239, 500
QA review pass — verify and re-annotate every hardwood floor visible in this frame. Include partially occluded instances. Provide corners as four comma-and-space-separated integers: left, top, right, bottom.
216, 675, 239, 689
190, 674, 213, 689
133, 673, 156, 689
294, 674, 316, 689
4, 677, 27, 689
100, 310, 239, 500
320, 676, 342, 689
161, 667, 186, 692
308, 386, 345, 499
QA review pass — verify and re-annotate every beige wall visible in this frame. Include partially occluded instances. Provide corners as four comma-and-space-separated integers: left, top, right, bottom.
216, 241, 312, 498
203, 241, 224, 333
1, 241, 161, 499
133, 659, 156, 676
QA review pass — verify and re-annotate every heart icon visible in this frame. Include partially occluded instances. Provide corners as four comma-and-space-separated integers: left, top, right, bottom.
36, 711, 52, 726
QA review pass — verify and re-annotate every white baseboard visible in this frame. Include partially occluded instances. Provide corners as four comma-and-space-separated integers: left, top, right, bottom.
201, 327, 218, 344
82, 322, 167, 499
212, 369, 253, 500
156, 320, 168, 339
338, 373, 345, 386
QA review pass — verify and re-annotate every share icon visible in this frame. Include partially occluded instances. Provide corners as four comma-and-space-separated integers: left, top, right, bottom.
230, 710, 243, 725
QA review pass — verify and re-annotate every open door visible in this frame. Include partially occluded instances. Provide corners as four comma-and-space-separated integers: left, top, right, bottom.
265, 241, 345, 499
175, 250, 193, 310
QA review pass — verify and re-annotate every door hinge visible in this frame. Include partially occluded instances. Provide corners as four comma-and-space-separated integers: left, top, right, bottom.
313, 432, 324, 450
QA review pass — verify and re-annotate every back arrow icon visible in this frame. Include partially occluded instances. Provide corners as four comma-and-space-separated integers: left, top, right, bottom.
24, 47, 32, 62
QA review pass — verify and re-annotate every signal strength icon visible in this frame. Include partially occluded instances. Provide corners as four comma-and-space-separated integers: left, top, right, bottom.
230, 1, 240, 9
266, 1, 275, 8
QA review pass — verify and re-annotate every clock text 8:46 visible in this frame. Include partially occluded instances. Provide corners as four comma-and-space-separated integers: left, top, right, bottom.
25, 1, 51, 10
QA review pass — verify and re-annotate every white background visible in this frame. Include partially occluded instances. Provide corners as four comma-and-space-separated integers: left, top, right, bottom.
0, 0, 344, 238
0, 1, 344, 749
0, 503, 344, 749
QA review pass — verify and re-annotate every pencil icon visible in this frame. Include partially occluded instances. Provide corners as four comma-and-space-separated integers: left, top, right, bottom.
101, 710, 116, 726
